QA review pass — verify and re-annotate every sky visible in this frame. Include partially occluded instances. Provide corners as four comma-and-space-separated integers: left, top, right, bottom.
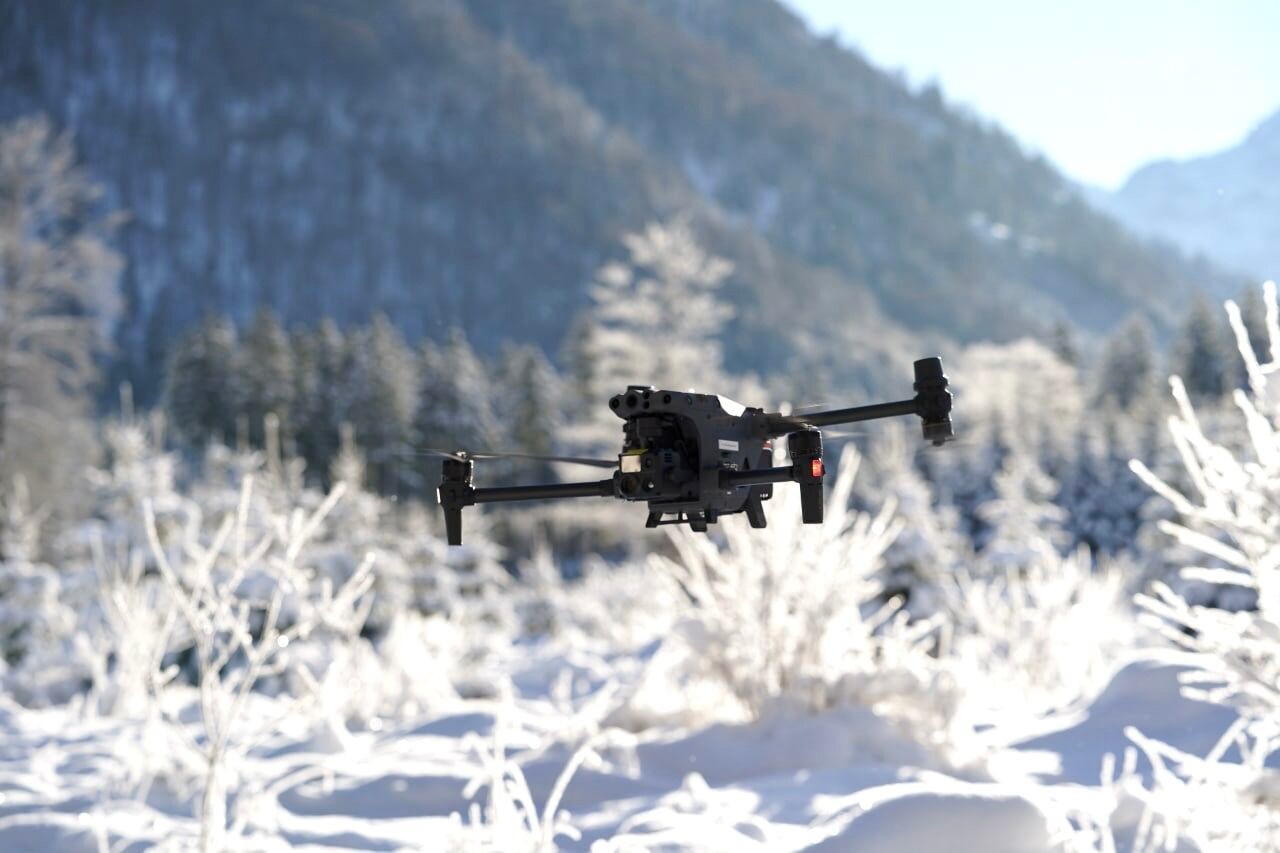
784, 0, 1280, 189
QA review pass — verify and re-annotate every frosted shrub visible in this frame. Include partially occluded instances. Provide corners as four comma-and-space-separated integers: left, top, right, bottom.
291, 610, 462, 732
82, 400, 190, 553
141, 477, 375, 853
448, 723, 613, 852
649, 446, 953, 732
943, 546, 1133, 748
1125, 281, 1280, 850
1125, 724, 1280, 853
514, 542, 679, 650
0, 547, 89, 706
84, 542, 175, 718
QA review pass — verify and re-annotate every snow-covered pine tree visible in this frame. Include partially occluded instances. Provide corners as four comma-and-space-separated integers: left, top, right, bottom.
290, 319, 350, 482
975, 445, 1068, 573
588, 217, 733, 396
1056, 412, 1156, 558
0, 114, 121, 513
1092, 315, 1157, 412
164, 313, 241, 446
1170, 292, 1235, 400
495, 343, 563, 483
346, 314, 417, 495
559, 311, 598, 424
238, 306, 294, 448
568, 217, 757, 453
414, 328, 500, 463
860, 424, 969, 615
1049, 318, 1079, 366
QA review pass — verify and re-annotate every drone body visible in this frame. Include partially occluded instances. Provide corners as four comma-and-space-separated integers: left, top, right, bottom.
438, 357, 953, 545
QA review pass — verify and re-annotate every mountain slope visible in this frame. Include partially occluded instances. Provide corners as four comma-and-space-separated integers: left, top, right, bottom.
1103, 108, 1280, 281
0, 0, 1240, 398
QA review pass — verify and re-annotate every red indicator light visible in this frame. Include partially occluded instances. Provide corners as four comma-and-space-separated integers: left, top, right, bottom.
811, 459, 824, 478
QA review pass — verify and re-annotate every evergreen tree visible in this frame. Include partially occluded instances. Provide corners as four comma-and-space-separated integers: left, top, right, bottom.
413, 328, 499, 461
1055, 414, 1155, 557
569, 217, 748, 451
291, 320, 351, 480
238, 306, 294, 447
863, 425, 969, 615
288, 327, 321, 471
164, 314, 240, 445
1049, 319, 1079, 366
976, 446, 1068, 573
1092, 315, 1156, 412
495, 343, 563, 482
1170, 293, 1233, 400
587, 217, 733, 396
559, 310, 598, 422
0, 115, 121, 517
346, 314, 418, 494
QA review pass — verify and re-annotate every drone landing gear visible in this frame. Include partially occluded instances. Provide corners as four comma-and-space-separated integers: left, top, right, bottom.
745, 488, 768, 529
644, 510, 716, 532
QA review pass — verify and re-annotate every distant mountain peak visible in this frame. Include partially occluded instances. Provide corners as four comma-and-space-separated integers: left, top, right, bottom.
1101, 104, 1280, 281
1246, 106, 1280, 149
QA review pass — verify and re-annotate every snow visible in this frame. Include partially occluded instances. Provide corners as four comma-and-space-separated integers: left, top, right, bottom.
0, 649, 1238, 852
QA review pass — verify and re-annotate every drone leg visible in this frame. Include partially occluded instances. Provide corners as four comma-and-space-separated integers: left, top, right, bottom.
645, 511, 662, 528
788, 429, 825, 525
745, 489, 768, 529
443, 504, 464, 546
688, 512, 708, 533
438, 457, 476, 546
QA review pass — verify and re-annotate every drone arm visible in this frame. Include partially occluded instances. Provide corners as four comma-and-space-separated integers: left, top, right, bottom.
440, 455, 615, 545
765, 357, 953, 446
473, 479, 615, 504
719, 466, 796, 488
774, 398, 917, 430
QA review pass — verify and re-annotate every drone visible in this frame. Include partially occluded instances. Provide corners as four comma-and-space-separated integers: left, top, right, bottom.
434, 357, 953, 545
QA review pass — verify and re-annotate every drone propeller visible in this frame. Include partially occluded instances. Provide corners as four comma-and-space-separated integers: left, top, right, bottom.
406, 448, 618, 469
822, 428, 871, 439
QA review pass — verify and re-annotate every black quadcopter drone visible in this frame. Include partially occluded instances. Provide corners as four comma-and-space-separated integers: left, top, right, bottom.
434, 357, 952, 545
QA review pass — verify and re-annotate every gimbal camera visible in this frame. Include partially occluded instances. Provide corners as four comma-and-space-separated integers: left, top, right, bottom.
436, 357, 952, 545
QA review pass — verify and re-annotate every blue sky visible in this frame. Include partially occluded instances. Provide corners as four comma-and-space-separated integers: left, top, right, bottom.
784, 0, 1280, 188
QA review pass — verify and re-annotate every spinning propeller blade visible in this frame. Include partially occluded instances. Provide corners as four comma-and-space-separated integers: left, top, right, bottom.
407, 448, 617, 469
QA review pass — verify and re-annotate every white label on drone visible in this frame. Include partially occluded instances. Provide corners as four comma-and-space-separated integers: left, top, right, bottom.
718, 439, 739, 452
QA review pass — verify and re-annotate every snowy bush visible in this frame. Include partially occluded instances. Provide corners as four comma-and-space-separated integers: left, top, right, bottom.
943, 546, 1133, 750
140, 477, 375, 852
449, 723, 619, 852
1125, 281, 1280, 850
1125, 724, 1280, 853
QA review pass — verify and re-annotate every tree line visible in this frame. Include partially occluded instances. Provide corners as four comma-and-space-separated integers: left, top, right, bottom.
162, 217, 745, 499
164, 310, 562, 496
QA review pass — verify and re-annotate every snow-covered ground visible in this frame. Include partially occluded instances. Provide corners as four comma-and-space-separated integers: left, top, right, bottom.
0, 644, 1231, 852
